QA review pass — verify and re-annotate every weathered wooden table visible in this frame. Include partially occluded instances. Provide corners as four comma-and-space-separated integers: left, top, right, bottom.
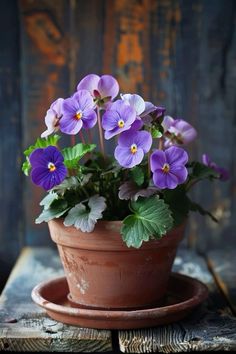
0, 247, 235, 352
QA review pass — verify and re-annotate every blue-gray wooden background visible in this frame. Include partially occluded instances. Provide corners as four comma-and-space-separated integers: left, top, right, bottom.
0, 0, 235, 288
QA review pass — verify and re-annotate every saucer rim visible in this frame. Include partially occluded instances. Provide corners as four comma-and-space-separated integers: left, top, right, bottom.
31, 272, 208, 321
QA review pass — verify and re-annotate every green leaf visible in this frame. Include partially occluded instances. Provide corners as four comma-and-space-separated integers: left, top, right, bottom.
39, 192, 59, 210
35, 199, 69, 224
130, 166, 145, 186
121, 196, 173, 248
62, 143, 96, 169
63, 195, 106, 232
22, 158, 31, 176
188, 200, 218, 223
52, 176, 80, 195
189, 161, 219, 180
151, 127, 163, 138
163, 185, 190, 227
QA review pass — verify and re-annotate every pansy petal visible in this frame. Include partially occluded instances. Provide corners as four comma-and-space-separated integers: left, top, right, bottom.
73, 90, 95, 111
162, 115, 175, 132
77, 74, 100, 96
60, 116, 82, 135
114, 146, 144, 168
104, 126, 131, 140
102, 110, 120, 130
50, 98, 64, 117
165, 173, 179, 189
165, 146, 188, 166
98, 75, 119, 99
131, 118, 144, 130
31, 167, 49, 185
152, 170, 168, 189
29, 148, 47, 168
62, 96, 79, 115
82, 110, 97, 129
133, 131, 152, 153
140, 101, 156, 117
170, 165, 188, 184
150, 150, 167, 172
121, 94, 145, 115
118, 129, 136, 147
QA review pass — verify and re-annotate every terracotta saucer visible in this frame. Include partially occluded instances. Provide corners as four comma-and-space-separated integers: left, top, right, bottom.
31, 273, 208, 329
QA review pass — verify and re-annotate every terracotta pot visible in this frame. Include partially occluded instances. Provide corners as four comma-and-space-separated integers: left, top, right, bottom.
48, 219, 185, 310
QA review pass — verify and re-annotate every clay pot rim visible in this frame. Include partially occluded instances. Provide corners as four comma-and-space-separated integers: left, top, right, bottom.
48, 218, 186, 251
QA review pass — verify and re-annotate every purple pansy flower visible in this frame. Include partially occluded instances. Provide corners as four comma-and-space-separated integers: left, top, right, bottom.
41, 98, 64, 138
60, 90, 97, 135
163, 118, 197, 147
77, 74, 119, 106
102, 100, 136, 139
150, 146, 188, 189
114, 129, 152, 168
140, 102, 166, 127
29, 146, 67, 190
202, 154, 229, 181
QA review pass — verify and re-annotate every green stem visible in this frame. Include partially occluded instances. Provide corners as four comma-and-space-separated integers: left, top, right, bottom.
97, 108, 106, 158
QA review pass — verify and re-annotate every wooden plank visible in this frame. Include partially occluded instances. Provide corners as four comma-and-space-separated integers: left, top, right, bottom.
0, 247, 112, 352
118, 248, 236, 353
19, 0, 71, 246
0, 0, 22, 289
207, 250, 236, 316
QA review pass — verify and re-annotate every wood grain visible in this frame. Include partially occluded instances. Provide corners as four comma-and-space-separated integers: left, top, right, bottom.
118, 248, 236, 353
207, 249, 236, 316
0, 247, 112, 352
0, 0, 23, 291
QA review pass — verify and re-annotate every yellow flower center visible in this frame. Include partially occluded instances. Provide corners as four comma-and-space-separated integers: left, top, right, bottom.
130, 144, 138, 154
118, 119, 125, 128
48, 162, 56, 172
162, 163, 170, 173
75, 111, 83, 120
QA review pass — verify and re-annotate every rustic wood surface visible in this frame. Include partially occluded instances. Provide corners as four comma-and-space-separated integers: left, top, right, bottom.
118, 249, 236, 353
0, 247, 236, 352
0, 248, 112, 352
207, 249, 236, 316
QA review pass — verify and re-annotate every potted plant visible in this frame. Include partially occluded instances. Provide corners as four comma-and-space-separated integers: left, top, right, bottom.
23, 74, 228, 311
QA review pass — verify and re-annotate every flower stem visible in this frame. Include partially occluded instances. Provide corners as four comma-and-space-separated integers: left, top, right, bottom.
79, 131, 86, 144
158, 138, 163, 150
97, 108, 105, 158
71, 135, 76, 146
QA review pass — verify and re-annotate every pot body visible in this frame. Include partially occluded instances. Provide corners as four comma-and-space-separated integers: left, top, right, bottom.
49, 219, 185, 310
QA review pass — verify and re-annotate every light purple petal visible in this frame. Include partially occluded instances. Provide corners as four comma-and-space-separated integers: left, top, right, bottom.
150, 150, 167, 172
169, 119, 197, 144
121, 93, 145, 115
82, 110, 97, 129
170, 165, 188, 184
109, 100, 136, 125
73, 90, 95, 111
162, 115, 175, 132
165, 173, 179, 189
152, 170, 178, 189
50, 98, 64, 118
140, 101, 156, 117
118, 129, 137, 147
133, 131, 152, 153
62, 96, 79, 115
102, 110, 121, 130
97, 75, 119, 99
104, 125, 131, 140
130, 118, 144, 130
76, 74, 100, 96
202, 153, 211, 166
114, 146, 144, 168
60, 115, 83, 135
165, 146, 188, 166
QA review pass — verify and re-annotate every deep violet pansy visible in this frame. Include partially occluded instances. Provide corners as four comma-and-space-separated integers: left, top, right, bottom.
29, 146, 67, 191
150, 146, 188, 189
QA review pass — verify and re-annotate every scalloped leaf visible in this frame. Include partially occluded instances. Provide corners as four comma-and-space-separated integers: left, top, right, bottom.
121, 196, 173, 248
62, 143, 96, 169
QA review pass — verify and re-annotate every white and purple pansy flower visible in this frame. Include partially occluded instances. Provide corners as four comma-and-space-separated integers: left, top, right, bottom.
163, 117, 197, 147
77, 74, 119, 106
150, 146, 188, 189
121, 93, 145, 130
102, 99, 136, 139
114, 129, 152, 168
29, 146, 67, 190
41, 98, 64, 138
140, 102, 166, 126
60, 90, 97, 135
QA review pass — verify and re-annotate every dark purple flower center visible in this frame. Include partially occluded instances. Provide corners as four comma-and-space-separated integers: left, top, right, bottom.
48, 162, 56, 172
162, 163, 170, 173
130, 144, 138, 154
